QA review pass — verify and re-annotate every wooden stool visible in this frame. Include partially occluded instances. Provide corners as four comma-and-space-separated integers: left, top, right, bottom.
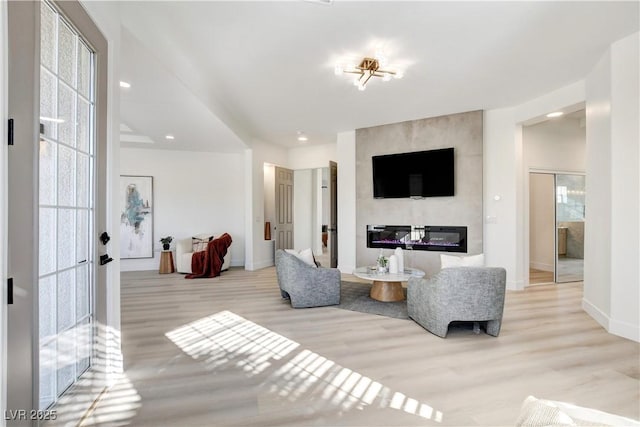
159, 250, 175, 274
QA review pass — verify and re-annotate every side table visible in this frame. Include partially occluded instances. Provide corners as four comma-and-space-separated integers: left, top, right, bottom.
159, 250, 175, 274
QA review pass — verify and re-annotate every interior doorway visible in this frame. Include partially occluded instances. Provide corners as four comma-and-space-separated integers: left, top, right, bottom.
529, 172, 585, 284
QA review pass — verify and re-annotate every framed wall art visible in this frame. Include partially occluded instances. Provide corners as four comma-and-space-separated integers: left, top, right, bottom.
120, 175, 154, 259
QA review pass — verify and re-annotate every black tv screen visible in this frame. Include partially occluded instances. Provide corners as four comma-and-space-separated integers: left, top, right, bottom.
372, 148, 454, 198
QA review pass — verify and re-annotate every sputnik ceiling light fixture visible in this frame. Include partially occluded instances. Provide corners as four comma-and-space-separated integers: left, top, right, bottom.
335, 48, 404, 91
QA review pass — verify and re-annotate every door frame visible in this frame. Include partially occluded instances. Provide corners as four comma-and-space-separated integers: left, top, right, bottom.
525, 168, 585, 286
1, 0, 8, 417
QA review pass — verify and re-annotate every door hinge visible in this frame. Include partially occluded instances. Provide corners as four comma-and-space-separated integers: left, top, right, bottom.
8, 118, 14, 146
7, 278, 13, 304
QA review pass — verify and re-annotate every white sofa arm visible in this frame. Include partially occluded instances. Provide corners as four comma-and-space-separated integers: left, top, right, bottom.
176, 238, 193, 273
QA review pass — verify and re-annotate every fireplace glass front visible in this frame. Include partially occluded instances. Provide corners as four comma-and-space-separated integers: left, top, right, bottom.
367, 225, 467, 253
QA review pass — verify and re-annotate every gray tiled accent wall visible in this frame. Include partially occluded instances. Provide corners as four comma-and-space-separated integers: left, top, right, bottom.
355, 110, 484, 276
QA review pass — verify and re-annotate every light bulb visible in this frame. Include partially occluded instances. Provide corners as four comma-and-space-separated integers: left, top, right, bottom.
382, 73, 392, 82
357, 83, 366, 91
334, 64, 343, 75
394, 71, 404, 79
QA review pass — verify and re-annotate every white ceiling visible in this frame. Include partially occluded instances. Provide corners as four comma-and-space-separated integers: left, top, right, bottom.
116, 1, 639, 152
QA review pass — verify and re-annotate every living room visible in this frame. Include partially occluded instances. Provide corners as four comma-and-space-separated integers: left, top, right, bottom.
2, 1, 639, 426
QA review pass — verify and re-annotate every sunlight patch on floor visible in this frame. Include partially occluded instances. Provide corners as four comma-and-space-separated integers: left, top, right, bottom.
166, 310, 443, 422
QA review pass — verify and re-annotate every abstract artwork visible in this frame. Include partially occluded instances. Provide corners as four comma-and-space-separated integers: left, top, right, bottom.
120, 175, 153, 259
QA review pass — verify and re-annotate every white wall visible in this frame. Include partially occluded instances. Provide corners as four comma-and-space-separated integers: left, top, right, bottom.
583, 32, 640, 342
529, 174, 555, 272
336, 131, 356, 273
483, 107, 521, 287
288, 142, 337, 170
523, 116, 586, 173
293, 169, 313, 250
120, 148, 245, 271
609, 33, 639, 341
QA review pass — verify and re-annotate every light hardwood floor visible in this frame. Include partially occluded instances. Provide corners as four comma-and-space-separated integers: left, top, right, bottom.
83, 267, 639, 426
529, 268, 554, 285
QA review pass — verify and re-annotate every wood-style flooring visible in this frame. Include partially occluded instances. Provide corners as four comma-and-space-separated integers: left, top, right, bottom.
529, 268, 554, 285
82, 267, 640, 426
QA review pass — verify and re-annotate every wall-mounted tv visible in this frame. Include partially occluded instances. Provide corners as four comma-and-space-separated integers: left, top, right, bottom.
372, 148, 454, 198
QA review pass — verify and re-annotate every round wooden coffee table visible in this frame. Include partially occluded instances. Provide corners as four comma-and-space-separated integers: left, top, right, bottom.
353, 267, 425, 302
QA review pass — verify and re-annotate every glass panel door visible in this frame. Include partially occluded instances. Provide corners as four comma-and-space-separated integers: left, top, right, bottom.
555, 174, 586, 283
38, 1, 95, 409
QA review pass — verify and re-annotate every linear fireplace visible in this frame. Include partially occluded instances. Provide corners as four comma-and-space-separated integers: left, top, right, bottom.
367, 225, 468, 253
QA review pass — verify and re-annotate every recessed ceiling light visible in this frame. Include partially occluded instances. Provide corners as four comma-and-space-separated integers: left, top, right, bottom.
296, 131, 308, 142
165, 135, 175, 140
119, 81, 131, 88
546, 111, 563, 118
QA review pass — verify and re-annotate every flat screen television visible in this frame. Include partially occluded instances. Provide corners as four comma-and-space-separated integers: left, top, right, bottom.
372, 148, 454, 198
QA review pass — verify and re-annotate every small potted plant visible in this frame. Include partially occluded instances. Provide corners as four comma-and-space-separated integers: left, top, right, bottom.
159, 236, 173, 251
377, 253, 388, 273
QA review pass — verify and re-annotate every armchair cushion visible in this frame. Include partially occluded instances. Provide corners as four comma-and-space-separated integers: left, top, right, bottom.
275, 249, 340, 308
407, 266, 506, 337
284, 248, 317, 268
440, 253, 485, 269
192, 235, 213, 252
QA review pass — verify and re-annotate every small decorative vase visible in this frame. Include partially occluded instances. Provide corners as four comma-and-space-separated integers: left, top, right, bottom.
377, 265, 388, 274
163, 243, 170, 250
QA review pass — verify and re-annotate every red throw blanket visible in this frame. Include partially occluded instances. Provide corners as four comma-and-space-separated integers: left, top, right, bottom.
186, 233, 232, 279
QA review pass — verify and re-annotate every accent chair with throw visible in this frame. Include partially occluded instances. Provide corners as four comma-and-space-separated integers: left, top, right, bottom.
275, 249, 341, 308
176, 233, 232, 274
407, 266, 507, 338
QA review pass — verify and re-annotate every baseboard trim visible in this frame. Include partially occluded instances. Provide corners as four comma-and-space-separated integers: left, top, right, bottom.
609, 318, 640, 342
507, 279, 525, 291
582, 298, 639, 342
250, 259, 274, 270
338, 264, 355, 275
582, 297, 610, 330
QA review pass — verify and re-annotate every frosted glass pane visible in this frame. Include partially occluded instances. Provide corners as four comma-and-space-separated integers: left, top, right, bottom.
58, 22, 76, 87
40, 3, 57, 71
39, 139, 57, 205
39, 275, 56, 341
57, 269, 75, 331
76, 210, 88, 265
77, 43, 91, 99
57, 209, 76, 270
58, 84, 76, 147
56, 328, 76, 394
58, 145, 76, 207
76, 320, 91, 375
77, 98, 90, 153
40, 68, 57, 141
76, 153, 89, 207
39, 208, 57, 276
39, 341, 57, 410
76, 265, 89, 319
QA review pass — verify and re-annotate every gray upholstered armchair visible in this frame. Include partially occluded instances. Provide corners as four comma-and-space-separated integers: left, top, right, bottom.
275, 249, 341, 308
407, 267, 507, 338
